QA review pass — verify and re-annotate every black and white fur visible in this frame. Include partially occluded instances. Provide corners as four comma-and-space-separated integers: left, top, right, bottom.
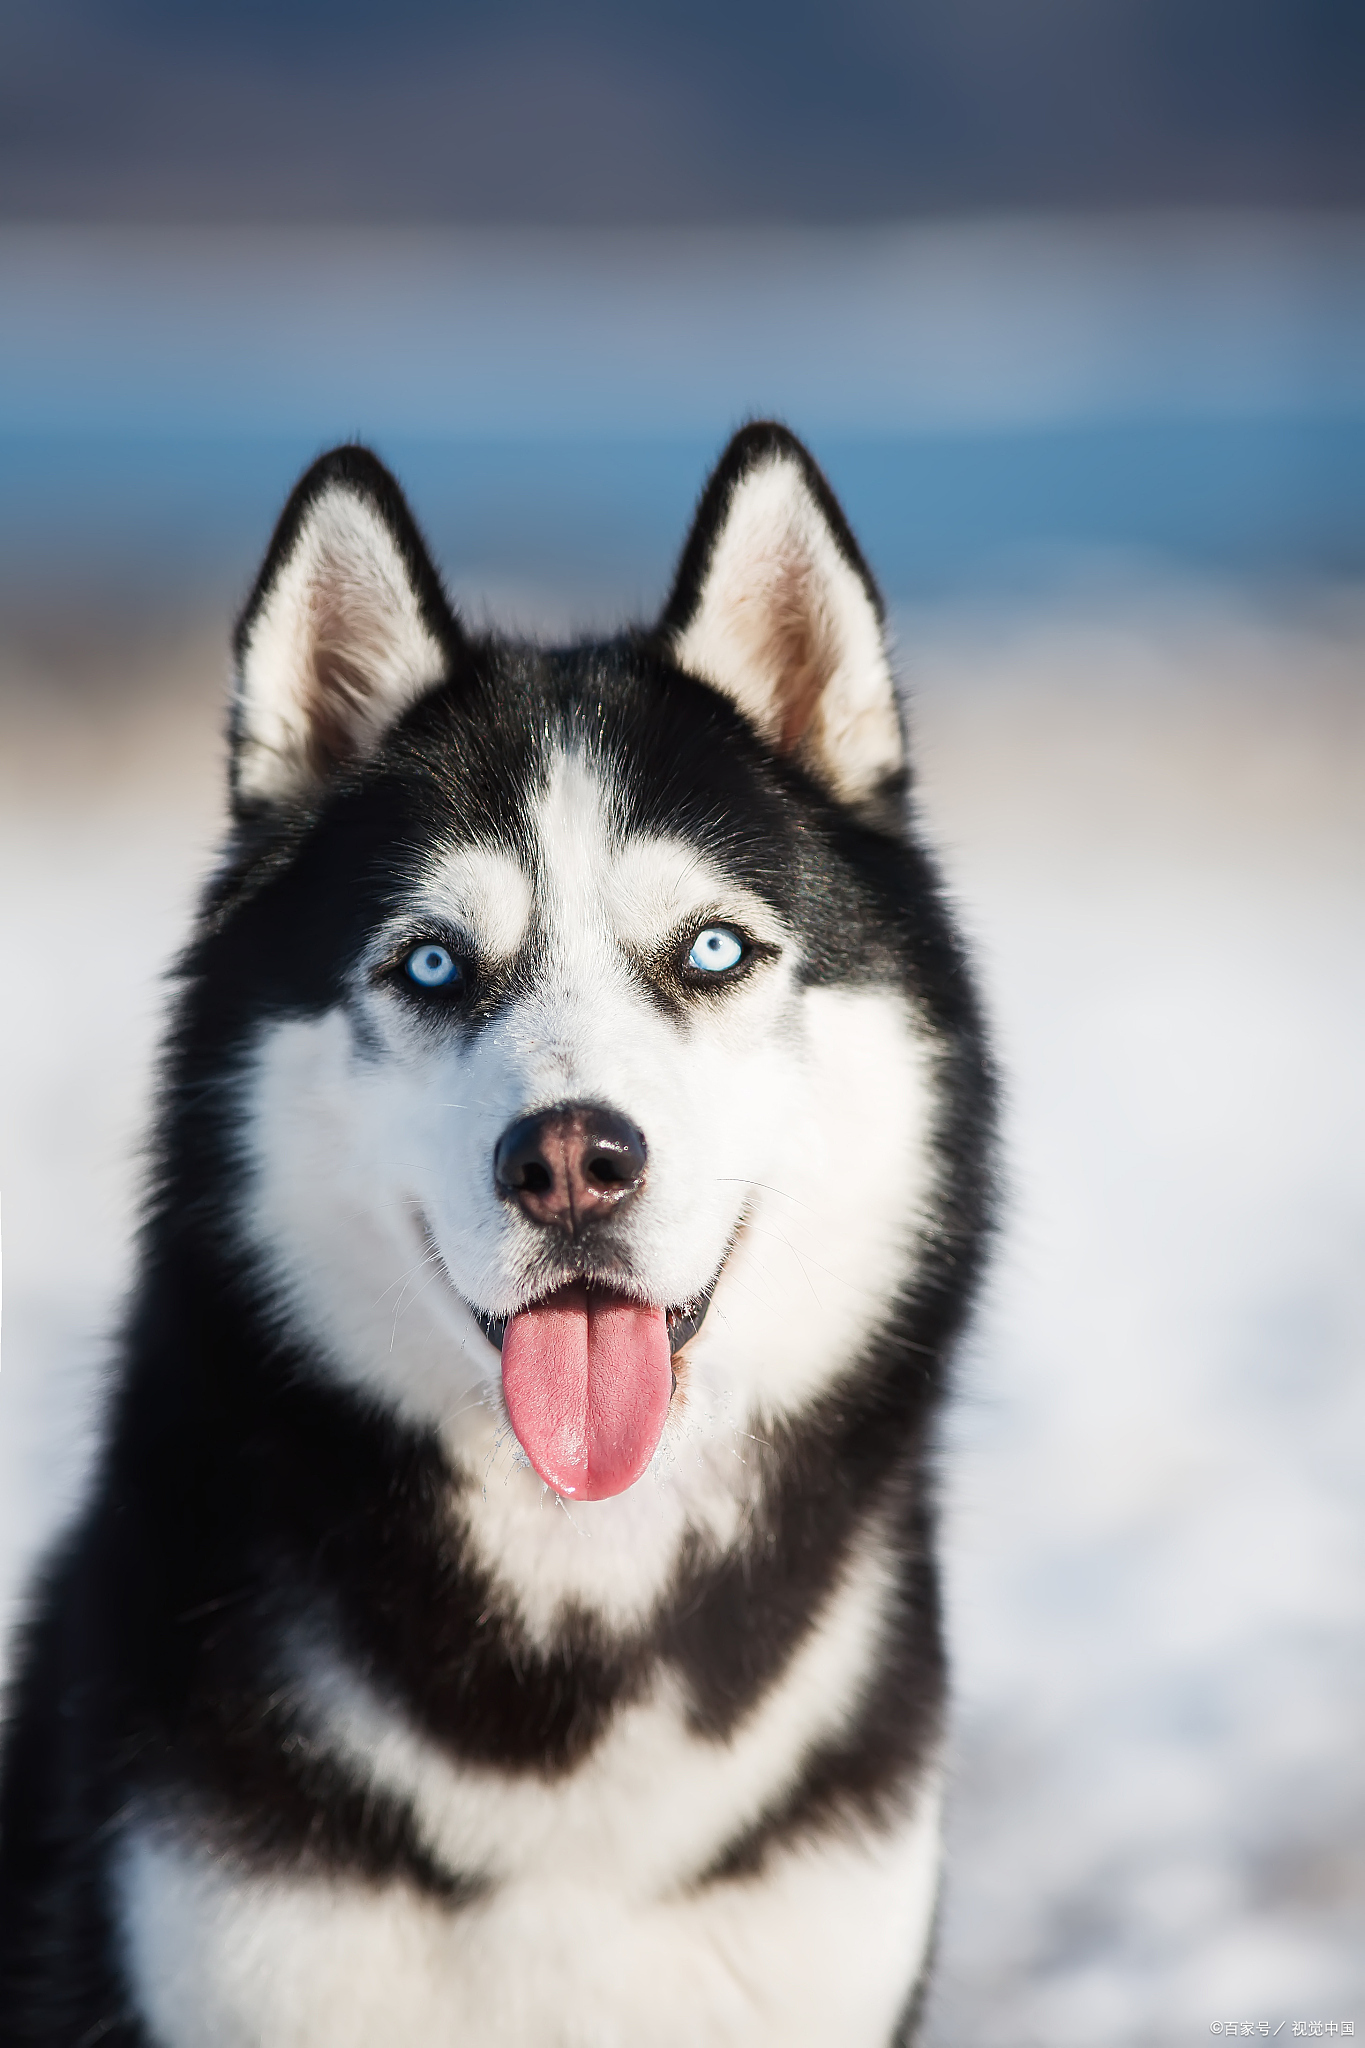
0, 425, 994, 2045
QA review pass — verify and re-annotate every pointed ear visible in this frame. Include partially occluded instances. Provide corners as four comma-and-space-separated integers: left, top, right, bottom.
661, 424, 904, 812
230, 446, 461, 813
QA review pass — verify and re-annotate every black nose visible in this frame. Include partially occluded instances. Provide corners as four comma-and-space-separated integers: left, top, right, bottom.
493, 1102, 647, 1233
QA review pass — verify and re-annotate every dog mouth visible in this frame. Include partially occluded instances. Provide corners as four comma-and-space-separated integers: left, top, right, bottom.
472, 1279, 722, 1500
466, 1274, 719, 1358
414, 1211, 723, 1363
417, 1215, 729, 1501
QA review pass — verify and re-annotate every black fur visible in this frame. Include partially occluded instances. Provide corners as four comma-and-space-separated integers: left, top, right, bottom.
0, 428, 994, 2045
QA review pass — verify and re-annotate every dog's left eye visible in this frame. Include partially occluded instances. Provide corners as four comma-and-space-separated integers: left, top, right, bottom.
687, 927, 745, 975
405, 943, 463, 990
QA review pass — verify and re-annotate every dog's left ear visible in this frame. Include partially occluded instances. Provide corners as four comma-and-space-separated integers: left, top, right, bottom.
661, 423, 904, 811
230, 445, 461, 815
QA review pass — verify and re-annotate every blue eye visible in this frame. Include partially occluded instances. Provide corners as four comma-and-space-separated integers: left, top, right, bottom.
405, 943, 462, 990
688, 926, 745, 975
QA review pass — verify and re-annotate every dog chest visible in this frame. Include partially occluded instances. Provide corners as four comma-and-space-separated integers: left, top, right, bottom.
117, 1782, 942, 2048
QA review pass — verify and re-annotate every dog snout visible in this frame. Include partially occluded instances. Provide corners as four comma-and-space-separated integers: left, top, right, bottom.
493, 1102, 647, 1233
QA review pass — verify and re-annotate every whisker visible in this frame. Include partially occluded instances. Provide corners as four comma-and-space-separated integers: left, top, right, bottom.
712, 1176, 815, 1211
371, 1244, 438, 1311
440, 1390, 492, 1426
553, 1493, 590, 1535
764, 1225, 823, 1308
729, 1216, 895, 1308
389, 1264, 444, 1351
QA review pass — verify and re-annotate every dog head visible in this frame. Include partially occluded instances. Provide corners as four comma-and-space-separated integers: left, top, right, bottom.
176, 426, 959, 1514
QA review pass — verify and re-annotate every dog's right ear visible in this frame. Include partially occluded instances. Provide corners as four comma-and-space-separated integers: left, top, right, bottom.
230, 446, 461, 815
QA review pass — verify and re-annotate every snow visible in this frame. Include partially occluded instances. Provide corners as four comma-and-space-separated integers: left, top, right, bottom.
1, 587, 1361, 2039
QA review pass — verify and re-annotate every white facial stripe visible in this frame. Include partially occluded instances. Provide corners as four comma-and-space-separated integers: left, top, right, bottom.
603, 836, 786, 961
394, 761, 780, 984
408, 842, 535, 963
531, 747, 790, 964
532, 745, 616, 940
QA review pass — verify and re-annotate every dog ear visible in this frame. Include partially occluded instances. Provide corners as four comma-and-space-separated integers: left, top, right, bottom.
231, 446, 460, 813
661, 423, 904, 811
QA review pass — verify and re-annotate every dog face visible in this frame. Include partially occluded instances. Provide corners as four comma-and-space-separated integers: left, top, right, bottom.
176, 429, 947, 1517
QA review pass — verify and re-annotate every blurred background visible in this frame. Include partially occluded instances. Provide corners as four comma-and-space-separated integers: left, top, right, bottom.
1, 4, 1362, 2041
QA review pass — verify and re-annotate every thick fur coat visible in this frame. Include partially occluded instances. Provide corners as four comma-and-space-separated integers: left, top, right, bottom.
0, 425, 994, 2045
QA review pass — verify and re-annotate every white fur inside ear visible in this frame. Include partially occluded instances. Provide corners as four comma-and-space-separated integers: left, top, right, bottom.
672, 455, 903, 807
236, 486, 447, 807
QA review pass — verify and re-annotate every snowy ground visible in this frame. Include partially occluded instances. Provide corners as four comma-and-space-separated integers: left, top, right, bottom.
1, 587, 1361, 2043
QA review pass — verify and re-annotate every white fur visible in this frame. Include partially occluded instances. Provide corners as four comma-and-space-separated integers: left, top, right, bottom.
672, 453, 903, 807
235, 745, 940, 1639
292, 1507, 899, 1891
419, 841, 537, 962
118, 1781, 941, 2048
109, 469, 950, 2045
235, 484, 446, 806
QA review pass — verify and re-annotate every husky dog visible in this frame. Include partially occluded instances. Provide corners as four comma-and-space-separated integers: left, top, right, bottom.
0, 425, 993, 2045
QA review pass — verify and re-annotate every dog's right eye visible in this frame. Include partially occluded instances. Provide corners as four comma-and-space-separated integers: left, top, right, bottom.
404, 943, 464, 991
687, 926, 746, 975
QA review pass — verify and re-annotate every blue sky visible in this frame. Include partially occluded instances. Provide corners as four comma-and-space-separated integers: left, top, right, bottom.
2, 218, 1362, 607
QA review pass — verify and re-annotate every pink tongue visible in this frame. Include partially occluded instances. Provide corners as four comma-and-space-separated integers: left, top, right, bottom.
501, 1286, 672, 1500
